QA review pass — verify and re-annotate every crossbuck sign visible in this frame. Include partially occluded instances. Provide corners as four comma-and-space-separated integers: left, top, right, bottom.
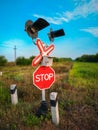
32, 39, 54, 66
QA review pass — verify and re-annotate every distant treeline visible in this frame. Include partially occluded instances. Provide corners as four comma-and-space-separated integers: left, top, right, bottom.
16, 56, 72, 65
0, 55, 72, 66
75, 53, 98, 62
0, 53, 98, 66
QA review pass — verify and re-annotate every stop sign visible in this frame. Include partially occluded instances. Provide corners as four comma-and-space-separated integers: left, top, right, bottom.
33, 66, 55, 90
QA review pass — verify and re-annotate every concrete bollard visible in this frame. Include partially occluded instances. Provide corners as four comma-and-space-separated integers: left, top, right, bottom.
50, 92, 59, 125
0, 71, 2, 76
10, 84, 18, 105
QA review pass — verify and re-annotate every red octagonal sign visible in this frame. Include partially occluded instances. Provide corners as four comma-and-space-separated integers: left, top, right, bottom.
33, 66, 55, 90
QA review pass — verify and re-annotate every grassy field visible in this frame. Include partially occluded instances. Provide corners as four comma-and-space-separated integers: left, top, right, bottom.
69, 62, 98, 88
0, 61, 98, 130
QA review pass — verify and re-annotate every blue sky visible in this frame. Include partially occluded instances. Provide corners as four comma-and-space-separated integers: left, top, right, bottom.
0, 0, 98, 61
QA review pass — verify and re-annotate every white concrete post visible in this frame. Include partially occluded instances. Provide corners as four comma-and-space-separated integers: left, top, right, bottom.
10, 84, 18, 105
50, 92, 59, 125
0, 71, 2, 76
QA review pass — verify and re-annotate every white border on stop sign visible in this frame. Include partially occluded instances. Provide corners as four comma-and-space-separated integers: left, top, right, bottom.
33, 66, 55, 90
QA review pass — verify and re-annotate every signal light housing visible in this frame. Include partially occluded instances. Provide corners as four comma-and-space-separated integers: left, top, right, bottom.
25, 18, 50, 39
48, 28, 65, 42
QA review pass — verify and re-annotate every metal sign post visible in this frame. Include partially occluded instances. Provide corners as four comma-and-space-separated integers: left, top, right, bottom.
41, 56, 53, 102
36, 56, 48, 117
42, 89, 45, 101
41, 56, 54, 101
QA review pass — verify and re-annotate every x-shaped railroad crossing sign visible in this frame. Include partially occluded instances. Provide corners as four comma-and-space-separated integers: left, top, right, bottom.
32, 39, 54, 66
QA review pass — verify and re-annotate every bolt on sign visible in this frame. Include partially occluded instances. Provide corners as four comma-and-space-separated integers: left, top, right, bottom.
33, 66, 55, 90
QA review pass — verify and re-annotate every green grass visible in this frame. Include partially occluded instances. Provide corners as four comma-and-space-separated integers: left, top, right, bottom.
68, 62, 98, 112
69, 62, 98, 88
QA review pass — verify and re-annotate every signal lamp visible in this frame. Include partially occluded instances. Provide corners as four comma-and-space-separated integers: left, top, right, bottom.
25, 18, 50, 39
48, 28, 65, 42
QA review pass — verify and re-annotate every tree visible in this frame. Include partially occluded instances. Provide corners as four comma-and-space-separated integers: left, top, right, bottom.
0, 56, 8, 66
75, 53, 98, 62
16, 57, 31, 65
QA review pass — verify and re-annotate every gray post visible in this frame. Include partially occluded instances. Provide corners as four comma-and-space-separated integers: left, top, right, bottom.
41, 56, 47, 102
42, 89, 45, 101
50, 92, 59, 125
10, 84, 18, 105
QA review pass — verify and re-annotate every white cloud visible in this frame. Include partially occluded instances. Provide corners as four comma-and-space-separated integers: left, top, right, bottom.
80, 27, 98, 37
33, 0, 98, 24
33, 14, 68, 25
64, 0, 98, 21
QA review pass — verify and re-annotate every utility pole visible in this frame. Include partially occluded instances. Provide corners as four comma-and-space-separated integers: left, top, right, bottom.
14, 45, 16, 65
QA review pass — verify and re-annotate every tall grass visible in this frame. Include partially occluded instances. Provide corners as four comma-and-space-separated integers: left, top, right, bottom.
69, 62, 98, 88
68, 62, 98, 114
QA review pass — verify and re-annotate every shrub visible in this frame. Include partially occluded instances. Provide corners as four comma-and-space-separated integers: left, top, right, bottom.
24, 115, 41, 126
0, 56, 7, 66
16, 57, 31, 65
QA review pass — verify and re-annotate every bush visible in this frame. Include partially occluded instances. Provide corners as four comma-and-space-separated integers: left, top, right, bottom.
75, 53, 98, 62
24, 115, 41, 126
0, 56, 7, 66
16, 57, 31, 65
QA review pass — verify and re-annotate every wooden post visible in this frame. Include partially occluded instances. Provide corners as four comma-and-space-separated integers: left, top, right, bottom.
50, 92, 59, 125
10, 84, 18, 105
